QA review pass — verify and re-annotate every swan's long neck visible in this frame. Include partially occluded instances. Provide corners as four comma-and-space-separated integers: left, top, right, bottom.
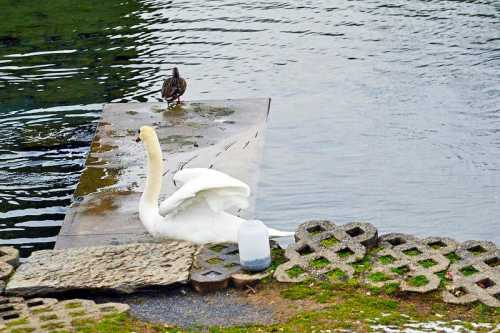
141, 134, 163, 208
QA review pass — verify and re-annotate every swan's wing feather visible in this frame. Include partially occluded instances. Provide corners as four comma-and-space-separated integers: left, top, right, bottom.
203, 188, 249, 213
159, 169, 250, 217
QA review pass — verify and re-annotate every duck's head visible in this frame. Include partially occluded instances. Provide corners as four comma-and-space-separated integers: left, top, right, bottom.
172, 67, 179, 78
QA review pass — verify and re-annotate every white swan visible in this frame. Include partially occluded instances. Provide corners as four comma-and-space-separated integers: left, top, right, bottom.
137, 126, 293, 244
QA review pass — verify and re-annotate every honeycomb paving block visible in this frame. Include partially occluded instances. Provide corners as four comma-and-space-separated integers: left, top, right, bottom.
400, 270, 440, 293
295, 220, 335, 242
275, 220, 375, 282
190, 243, 272, 293
379, 233, 419, 249
455, 240, 497, 261
0, 296, 129, 333
339, 222, 378, 249
445, 243, 499, 307
371, 234, 453, 294
421, 237, 458, 256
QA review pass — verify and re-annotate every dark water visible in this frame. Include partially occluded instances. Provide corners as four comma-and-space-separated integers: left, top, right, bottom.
1, 0, 499, 256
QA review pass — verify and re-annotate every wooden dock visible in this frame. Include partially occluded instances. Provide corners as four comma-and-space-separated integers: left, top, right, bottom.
55, 98, 271, 248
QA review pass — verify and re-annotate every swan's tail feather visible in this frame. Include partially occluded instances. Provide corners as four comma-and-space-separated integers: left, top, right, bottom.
267, 227, 295, 237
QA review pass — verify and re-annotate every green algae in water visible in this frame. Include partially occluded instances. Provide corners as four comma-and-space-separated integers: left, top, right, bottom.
408, 275, 429, 287
310, 257, 330, 269
379, 255, 396, 265
418, 259, 437, 268
287, 265, 305, 278
320, 236, 339, 248
368, 272, 390, 282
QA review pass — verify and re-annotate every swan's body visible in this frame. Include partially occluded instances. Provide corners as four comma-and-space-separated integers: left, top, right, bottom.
137, 126, 293, 244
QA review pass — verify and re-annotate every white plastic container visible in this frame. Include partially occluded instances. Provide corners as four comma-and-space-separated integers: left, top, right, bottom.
237, 220, 271, 272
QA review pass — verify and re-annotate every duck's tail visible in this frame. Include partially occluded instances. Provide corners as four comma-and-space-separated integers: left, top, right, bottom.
267, 227, 295, 238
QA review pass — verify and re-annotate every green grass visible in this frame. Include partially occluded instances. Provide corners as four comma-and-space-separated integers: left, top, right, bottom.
10, 328, 35, 333
287, 265, 305, 278
408, 275, 429, 287
309, 257, 330, 269
337, 248, 354, 258
402, 248, 422, 256
81, 281, 500, 333
383, 282, 400, 295
391, 265, 410, 276
351, 255, 373, 274
280, 282, 317, 300
206, 257, 224, 265
460, 265, 479, 276
418, 259, 437, 268
40, 314, 58, 321
209, 245, 227, 253
445, 252, 461, 263
69, 311, 86, 317
327, 268, 347, 281
6, 318, 29, 327
368, 272, 390, 282
320, 236, 339, 247
64, 302, 82, 309
379, 255, 396, 265
435, 271, 447, 288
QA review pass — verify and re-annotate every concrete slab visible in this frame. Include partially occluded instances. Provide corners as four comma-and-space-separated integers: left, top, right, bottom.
56, 98, 271, 249
6, 242, 197, 296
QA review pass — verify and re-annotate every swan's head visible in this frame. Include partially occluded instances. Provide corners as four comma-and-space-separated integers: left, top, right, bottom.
137, 126, 156, 142
136, 126, 161, 158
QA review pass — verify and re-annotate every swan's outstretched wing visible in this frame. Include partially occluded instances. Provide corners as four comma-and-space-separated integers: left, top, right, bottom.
159, 168, 250, 217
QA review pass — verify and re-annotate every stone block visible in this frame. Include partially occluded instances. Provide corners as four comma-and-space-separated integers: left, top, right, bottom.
6, 242, 196, 296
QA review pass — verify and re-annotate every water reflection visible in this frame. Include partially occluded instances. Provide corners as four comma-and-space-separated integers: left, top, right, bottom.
1, 0, 499, 256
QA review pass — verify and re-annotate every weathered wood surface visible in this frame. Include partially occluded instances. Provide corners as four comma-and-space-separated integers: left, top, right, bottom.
56, 99, 271, 248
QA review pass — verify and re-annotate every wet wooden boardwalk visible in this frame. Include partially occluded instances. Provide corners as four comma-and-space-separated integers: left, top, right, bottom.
55, 99, 271, 248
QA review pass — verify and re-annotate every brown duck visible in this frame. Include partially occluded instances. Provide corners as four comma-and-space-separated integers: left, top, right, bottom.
161, 67, 187, 104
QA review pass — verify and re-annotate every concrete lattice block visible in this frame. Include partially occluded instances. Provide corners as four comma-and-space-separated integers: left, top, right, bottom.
339, 222, 378, 249
444, 244, 499, 307
421, 237, 458, 256
295, 220, 335, 242
0, 296, 129, 333
190, 243, 272, 293
400, 270, 440, 293
373, 234, 452, 294
275, 220, 375, 283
